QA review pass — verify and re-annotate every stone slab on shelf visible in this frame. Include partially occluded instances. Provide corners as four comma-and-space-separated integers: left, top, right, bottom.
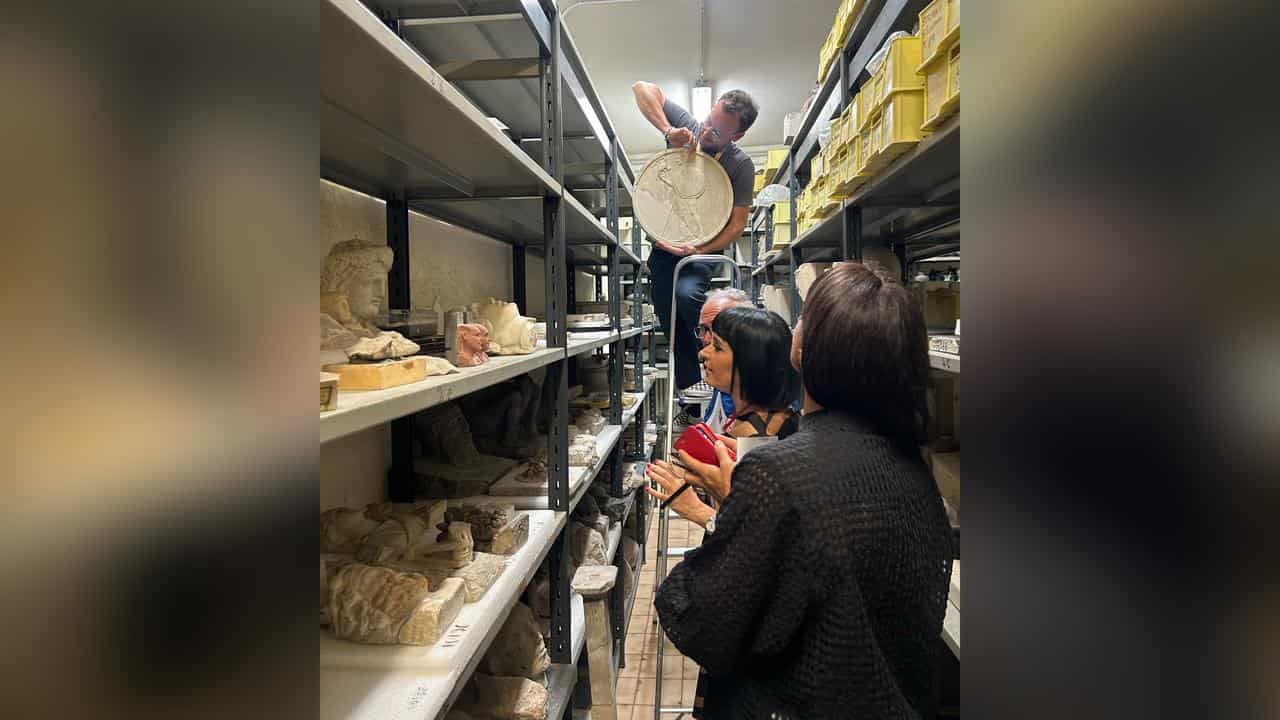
321, 346, 563, 444
320, 510, 563, 670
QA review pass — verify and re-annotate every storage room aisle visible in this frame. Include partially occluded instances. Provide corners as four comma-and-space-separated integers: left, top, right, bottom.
617, 513, 705, 718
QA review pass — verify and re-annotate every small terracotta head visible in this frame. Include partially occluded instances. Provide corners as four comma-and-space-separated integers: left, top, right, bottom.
456, 323, 490, 367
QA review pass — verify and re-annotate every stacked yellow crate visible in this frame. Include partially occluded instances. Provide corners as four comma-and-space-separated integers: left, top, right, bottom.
919, 0, 960, 130
765, 146, 789, 176
771, 200, 793, 249
819, 0, 867, 82
862, 35, 928, 169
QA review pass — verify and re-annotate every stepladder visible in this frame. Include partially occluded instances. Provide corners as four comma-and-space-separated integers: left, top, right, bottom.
650, 255, 742, 720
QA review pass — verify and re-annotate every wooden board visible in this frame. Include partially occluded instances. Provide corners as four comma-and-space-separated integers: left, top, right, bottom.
323, 357, 428, 390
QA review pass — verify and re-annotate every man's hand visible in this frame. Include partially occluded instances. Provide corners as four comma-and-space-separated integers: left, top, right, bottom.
665, 126, 693, 148
654, 239, 697, 257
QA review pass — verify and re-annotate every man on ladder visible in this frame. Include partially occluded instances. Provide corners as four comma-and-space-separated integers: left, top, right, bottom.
631, 82, 758, 397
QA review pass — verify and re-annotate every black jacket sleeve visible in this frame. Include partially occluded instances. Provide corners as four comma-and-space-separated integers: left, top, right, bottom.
654, 452, 812, 675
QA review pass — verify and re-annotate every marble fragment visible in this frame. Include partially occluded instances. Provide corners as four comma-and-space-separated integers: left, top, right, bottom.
356, 513, 432, 564
620, 536, 640, 572
326, 565, 465, 645
470, 298, 538, 355
320, 507, 381, 553
482, 513, 529, 556
412, 522, 474, 569
568, 436, 598, 467
480, 602, 550, 680
446, 502, 515, 542
346, 332, 420, 361
570, 522, 607, 568
457, 675, 548, 720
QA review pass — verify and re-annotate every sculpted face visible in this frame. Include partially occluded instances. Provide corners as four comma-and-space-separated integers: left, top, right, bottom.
455, 323, 490, 367
346, 273, 386, 321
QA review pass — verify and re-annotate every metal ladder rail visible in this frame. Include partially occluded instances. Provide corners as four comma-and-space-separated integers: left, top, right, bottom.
653, 255, 742, 720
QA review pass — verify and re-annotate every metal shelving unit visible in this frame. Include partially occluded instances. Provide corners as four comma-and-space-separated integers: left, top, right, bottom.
319, 1, 656, 717
744, 0, 959, 326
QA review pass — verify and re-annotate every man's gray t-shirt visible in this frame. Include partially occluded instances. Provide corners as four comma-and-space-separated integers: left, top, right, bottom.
663, 99, 755, 207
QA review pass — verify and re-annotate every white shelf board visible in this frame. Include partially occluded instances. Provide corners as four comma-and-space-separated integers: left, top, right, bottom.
566, 331, 619, 357
321, 347, 563, 444
620, 326, 646, 340
545, 663, 579, 720
320, 509, 566, 720
929, 350, 960, 374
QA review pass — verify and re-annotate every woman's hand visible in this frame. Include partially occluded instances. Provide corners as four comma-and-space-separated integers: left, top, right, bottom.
675, 437, 738, 504
645, 460, 714, 527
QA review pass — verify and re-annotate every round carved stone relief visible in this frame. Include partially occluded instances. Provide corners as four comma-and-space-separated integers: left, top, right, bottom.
634, 147, 733, 247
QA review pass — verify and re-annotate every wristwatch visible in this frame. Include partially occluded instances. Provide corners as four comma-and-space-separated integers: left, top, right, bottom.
663, 126, 675, 141
705, 513, 717, 534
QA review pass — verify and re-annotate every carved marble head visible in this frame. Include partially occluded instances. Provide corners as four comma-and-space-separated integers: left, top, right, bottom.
322, 239, 393, 322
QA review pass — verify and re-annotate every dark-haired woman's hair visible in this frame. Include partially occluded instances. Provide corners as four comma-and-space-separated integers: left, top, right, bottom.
800, 262, 929, 451
710, 306, 799, 411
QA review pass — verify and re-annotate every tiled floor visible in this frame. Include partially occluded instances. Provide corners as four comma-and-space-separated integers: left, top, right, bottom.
615, 509, 705, 720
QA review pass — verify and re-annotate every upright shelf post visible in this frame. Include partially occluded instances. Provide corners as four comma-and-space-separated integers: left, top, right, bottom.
513, 245, 527, 313
385, 193, 416, 502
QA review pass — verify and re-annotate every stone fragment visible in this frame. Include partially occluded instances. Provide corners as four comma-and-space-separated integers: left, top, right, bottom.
326, 565, 464, 645
483, 513, 529, 556
570, 522, 607, 567
413, 522, 474, 569
480, 602, 550, 680
451, 552, 504, 602
620, 536, 640, 571
356, 513, 432, 564
457, 675, 548, 720
320, 507, 380, 553
446, 502, 516, 542
346, 332, 420, 361
525, 569, 550, 618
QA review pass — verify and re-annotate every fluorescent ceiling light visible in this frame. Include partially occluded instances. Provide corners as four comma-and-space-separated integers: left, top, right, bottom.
691, 85, 713, 122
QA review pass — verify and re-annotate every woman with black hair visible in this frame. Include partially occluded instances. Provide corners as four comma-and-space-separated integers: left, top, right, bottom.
699, 305, 800, 441
648, 262, 953, 720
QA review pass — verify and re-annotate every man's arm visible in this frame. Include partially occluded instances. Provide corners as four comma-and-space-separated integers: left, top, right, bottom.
632, 81, 693, 148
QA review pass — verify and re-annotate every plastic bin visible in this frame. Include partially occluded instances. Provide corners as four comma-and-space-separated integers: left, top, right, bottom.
877, 90, 927, 162
766, 147, 789, 172
921, 57, 950, 130
947, 44, 960, 103
876, 36, 924, 107
771, 222, 793, 248
773, 200, 792, 224
945, 0, 960, 44
753, 171, 766, 192
918, 0, 949, 69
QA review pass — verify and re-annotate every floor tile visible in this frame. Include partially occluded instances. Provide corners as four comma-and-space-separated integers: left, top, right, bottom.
615, 674, 638, 705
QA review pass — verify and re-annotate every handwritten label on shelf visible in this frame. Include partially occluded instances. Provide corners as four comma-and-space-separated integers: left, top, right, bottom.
405, 684, 431, 712
439, 623, 471, 649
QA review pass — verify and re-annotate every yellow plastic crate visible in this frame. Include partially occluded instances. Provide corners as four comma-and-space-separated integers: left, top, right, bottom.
857, 123, 875, 174
773, 200, 792, 224
753, 172, 766, 192
922, 44, 959, 130
947, 44, 960, 103
877, 90, 927, 162
839, 109, 854, 151
945, 0, 960, 44
771, 221, 793, 248
766, 147, 789, 171
879, 36, 924, 102
918, 0, 959, 72
867, 64, 886, 114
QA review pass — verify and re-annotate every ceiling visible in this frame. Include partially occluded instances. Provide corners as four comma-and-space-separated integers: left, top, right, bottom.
562, 0, 843, 171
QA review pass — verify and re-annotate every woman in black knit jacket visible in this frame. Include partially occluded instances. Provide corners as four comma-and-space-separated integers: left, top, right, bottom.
650, 262, 954, 719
